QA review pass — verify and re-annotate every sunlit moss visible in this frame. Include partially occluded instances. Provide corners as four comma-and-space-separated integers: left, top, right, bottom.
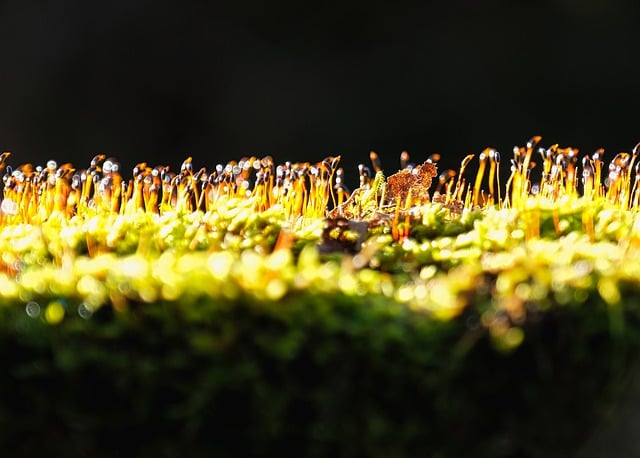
1, 137, 640, 352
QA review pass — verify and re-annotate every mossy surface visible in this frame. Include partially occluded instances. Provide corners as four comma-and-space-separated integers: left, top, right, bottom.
2, 290, 638, 458
2, 141, 640, 456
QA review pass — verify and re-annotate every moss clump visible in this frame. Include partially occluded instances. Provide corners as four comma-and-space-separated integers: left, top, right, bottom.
1, 138, 640, 456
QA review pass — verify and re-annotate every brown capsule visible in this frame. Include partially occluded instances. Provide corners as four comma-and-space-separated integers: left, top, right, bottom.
90, 154, 106, 168
369, 151, 382, 172
427, 153, 441, 164
490, 150, 500, 164
527, 136, 542, 151
400, 151, 410, 170
181, 157, 193, 174
592, 148, 605, 164
133, 162, 147, 178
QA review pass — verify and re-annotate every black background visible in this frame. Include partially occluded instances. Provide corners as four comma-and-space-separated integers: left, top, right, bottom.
1, 0, 639, 187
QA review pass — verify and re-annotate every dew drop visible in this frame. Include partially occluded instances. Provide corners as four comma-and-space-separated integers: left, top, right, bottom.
77, 302, 93, 320
25, 301, 41, 318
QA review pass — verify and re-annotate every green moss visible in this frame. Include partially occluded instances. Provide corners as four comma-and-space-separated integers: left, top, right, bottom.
2, 145, 640, 456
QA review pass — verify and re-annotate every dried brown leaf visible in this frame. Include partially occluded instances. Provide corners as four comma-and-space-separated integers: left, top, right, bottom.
387, 161, 437, 204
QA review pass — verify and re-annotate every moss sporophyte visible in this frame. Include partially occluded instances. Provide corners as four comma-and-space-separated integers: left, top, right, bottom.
1, 136, 640, 349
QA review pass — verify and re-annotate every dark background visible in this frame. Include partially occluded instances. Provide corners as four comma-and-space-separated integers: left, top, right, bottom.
1, 0, 639, 187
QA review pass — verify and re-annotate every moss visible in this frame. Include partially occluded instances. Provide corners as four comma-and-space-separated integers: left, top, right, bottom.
1, 139, 640, 456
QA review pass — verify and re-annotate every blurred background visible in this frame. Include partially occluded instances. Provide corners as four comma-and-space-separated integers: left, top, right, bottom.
1, 0, 639, 188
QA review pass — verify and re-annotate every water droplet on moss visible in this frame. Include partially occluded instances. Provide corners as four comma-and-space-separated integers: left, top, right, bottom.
25, 301, 40, 318
77, 302, 93, 319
